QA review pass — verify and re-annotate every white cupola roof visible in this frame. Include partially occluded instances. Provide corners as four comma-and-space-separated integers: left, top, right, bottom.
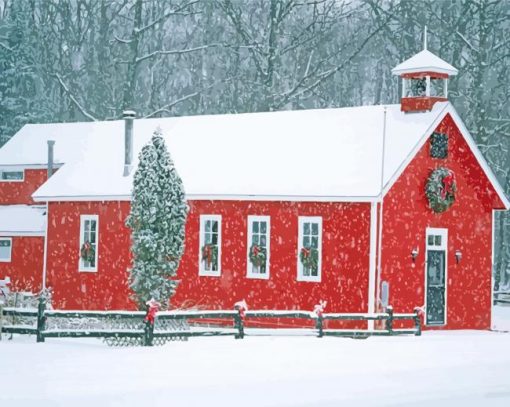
392, 49, 458, 76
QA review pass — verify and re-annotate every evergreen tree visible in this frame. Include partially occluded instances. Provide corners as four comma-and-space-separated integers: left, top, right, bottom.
126, 128, 188, 309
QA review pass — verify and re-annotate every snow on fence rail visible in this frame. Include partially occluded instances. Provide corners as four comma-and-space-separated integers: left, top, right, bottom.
494, 291, 510, 305
0, 299, 421, 346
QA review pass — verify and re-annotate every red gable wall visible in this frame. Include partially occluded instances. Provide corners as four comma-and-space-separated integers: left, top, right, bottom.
46, 200, 371, 314
381, 113, 500, 329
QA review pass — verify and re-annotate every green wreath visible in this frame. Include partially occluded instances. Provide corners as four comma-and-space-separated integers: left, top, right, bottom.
201, 244, 218, 268
249, 244, 266, 268
300, 247, 318, 272
425, 167, 457, 213
80, 241, 95, 263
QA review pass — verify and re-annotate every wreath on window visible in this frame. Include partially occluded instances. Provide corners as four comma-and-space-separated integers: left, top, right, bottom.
425, 167, 457, 213
249, 244, 266, 268
80, 241, 95, 263
201, 244, 218, 268
300, 247, 318, 271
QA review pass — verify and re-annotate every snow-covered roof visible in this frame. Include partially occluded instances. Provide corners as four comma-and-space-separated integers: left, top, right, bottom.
392, 50, 458, 76
0, 205, 46, 236
28, 103, 447, 202
0, 122, 101, 167
0, 101, 502, 208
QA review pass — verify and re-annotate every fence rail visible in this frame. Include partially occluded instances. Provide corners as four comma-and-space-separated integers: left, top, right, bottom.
494, 291, 510, 305
1, 299, 421, 345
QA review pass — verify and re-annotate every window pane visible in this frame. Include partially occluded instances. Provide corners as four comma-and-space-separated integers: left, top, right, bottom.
311, 267, 318, 277
205, 233, 212, 244
428, 235, 434, 246
212, 221, 218, 233
211, 233, 218, 245
435, 235, 442, 246
312, 223, 318, 235
253, 221, 259, 233
260, 235, 266, 246
0, 240, 10, 248
84, 220, 90, 232
311, 237, 318, 249
304, 223, 310, 235
0, 243, 10, 259
205, 220, 211, 232
260, 222, 266, 234
253, 235, 259, 245
303, 236, 310, 248
91, 221, 96, 233
1, 171, 23, 180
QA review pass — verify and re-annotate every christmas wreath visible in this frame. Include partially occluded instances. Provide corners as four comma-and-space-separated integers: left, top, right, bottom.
201, 244, 218, 268
249, 244, 266, 268
80, 241, 95, 263
300, 247, 318, 272
425, 167, 457, 213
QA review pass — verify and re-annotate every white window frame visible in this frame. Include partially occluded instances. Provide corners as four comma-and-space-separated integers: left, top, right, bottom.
199, 215, 222, 277
246, 215, 270, 280
297, 216, 322, 282
79, 215, 99, 272
0, 237, 12, 262
0, 168, 24, 182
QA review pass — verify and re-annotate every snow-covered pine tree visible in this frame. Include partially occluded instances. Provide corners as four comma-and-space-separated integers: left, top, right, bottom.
126, 128, 188, 309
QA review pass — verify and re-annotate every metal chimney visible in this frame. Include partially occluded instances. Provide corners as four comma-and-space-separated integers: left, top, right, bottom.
123, 110, 136, 176
47, 140, 55, 178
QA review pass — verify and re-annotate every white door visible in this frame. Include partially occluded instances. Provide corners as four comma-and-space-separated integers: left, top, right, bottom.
425, 228, 448, 326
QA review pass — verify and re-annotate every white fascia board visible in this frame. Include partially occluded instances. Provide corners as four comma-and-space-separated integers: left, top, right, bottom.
0, 231, 45, 237
33, 193, 380, 203
391, 66, 458, 76
382, 103, 451, 196
0, 163, 64, 170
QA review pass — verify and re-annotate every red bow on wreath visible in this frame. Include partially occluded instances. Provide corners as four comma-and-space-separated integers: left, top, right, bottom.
252, 245, 260, 256
203, 245, 212, 266
441, 173, 456, 200
301, 247, 311, 258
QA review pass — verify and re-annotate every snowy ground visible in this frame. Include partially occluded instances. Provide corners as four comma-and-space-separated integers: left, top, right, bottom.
1, 307, 509, 407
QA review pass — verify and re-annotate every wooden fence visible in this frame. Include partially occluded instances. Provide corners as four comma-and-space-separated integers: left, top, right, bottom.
494, 291, 510, 305
1, 298, 421, 346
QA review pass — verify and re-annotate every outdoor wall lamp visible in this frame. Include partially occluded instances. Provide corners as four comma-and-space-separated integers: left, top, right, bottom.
411, 248, 419, 263
455, 250, 462, 264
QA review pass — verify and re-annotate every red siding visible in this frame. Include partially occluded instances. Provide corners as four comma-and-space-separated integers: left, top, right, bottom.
0, 169, 48, 204
401, 97, 447, 112
0, 236, 44, 293
381, 114, 500, 329
46, 201, 134, 310
46, 200, 371, 314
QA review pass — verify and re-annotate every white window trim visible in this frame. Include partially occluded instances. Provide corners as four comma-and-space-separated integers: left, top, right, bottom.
424, 227, 448, 326
0, 237, 12, 262
246, 215, 270, 280
297, 216, 322, 282
0, 168, 24, 182
199, 215, 222, 277
79, 214, 99, 273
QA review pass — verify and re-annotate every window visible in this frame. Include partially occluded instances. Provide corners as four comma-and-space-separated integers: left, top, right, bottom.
430, 133, 448, 159
199, 215, 221, 276
0, 169, 24, 181
79, 215, 98, 272
0, 238, 12, 262
297, 217, 322, 282
247, 216, 270, 279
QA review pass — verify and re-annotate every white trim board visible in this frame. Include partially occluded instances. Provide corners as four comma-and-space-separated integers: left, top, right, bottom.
246, 215, 271, 280
0, 231, 45, 237
198, 215, 222, 277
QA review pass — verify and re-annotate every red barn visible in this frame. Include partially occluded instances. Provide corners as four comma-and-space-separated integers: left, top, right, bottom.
0, 47, 508, 330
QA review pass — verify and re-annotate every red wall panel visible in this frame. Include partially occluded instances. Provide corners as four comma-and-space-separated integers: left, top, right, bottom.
0, 169, 48, 204
46, 200, 371, 315
0, 236, 44, 293
382, 114, 499, 329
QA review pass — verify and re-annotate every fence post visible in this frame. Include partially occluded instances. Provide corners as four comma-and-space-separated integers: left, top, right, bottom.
385, 305, 393, 335
234, 310, 244, 339
315, 314, 323, 338
413, 307, 422, 336
36, 296, 46, 343
144, 316, 155, 346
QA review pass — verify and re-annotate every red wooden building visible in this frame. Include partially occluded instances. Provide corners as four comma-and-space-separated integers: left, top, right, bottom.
0, 46, 508, 330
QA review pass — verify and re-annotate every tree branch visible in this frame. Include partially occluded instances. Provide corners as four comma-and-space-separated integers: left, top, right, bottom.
135, 44, 220, 64
54, 74, 97, 121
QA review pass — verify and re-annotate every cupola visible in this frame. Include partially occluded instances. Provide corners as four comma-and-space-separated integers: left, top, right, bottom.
392, 28, 457, 112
